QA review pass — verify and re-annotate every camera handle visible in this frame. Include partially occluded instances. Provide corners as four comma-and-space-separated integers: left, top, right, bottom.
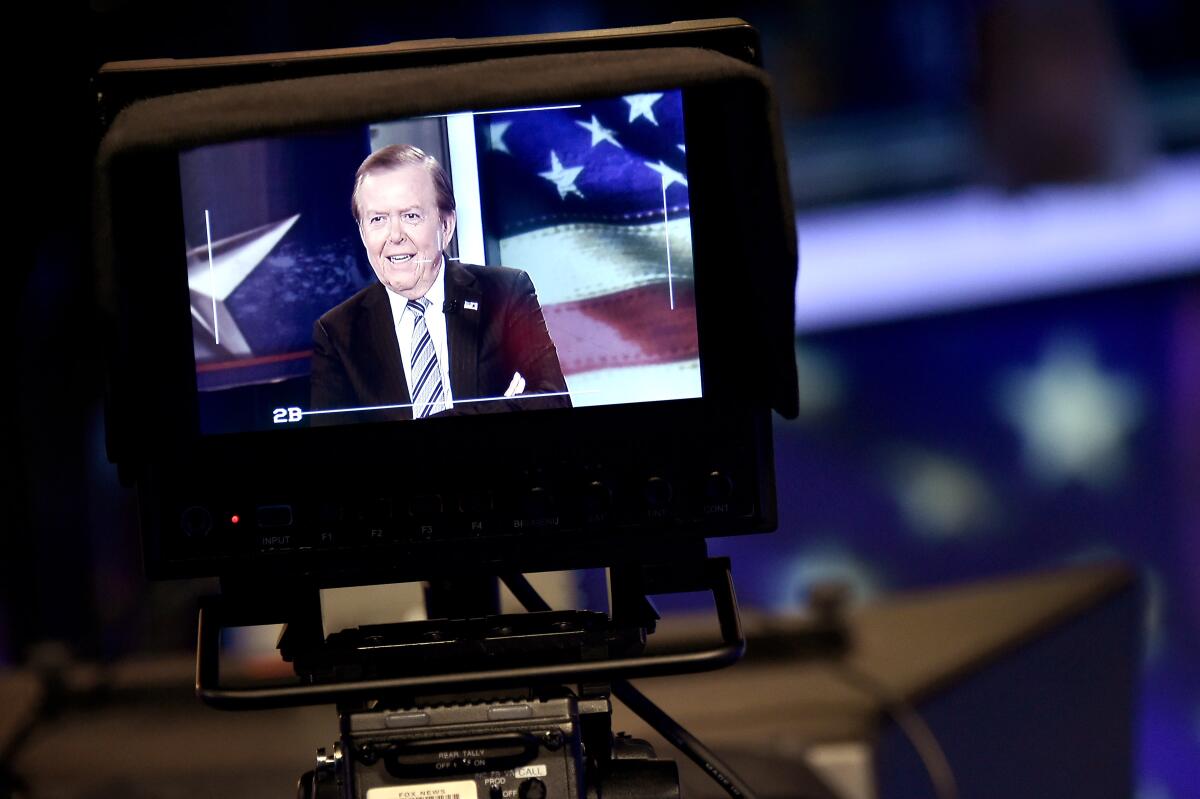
195, 556, 744, 710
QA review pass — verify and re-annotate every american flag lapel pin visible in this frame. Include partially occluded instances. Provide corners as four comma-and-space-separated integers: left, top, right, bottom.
464, 301, 479, 311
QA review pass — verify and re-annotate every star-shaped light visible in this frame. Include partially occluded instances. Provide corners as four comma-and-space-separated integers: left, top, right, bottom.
624, 93, 663, 125
187, 214, 300, 358
538, 151, 584, 200
488, 121, 512, 154
644, 160, 688, 189
886, 448, 995, 539
576, 115, 622, 149
997, 336, 1143, 488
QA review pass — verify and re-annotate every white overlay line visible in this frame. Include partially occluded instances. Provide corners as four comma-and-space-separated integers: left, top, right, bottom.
420, 104, 581, 120
661, 177, 675, 310
302, 389, 588, 417
205, 209, 218, 345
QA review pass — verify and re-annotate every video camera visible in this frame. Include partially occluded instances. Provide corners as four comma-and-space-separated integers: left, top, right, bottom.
94, 18, 800, 799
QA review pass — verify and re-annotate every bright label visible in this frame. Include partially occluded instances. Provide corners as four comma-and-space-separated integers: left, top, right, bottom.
366, 781, 478, 799
512, 765, 548, 779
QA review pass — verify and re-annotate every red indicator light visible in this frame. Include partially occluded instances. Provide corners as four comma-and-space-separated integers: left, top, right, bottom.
230, 514, 240, 525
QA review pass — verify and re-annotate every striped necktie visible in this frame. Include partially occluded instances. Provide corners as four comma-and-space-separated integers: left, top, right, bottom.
407, 298, 447, 418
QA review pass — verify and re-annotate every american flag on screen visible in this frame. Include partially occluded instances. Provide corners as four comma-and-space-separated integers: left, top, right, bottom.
475, 90, 701, 406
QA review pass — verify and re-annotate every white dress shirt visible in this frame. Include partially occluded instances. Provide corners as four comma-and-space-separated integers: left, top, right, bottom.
386, 264, 455, 411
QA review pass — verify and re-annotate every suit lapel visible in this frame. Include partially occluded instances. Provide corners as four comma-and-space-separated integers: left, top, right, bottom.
361, 283, 411, 407
445, 261, 482, 400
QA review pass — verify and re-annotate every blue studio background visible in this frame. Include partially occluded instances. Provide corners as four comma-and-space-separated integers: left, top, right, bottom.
8, 1, 1199, 797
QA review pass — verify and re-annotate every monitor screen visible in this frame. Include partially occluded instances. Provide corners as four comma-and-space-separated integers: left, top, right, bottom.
179, 89, 701, 435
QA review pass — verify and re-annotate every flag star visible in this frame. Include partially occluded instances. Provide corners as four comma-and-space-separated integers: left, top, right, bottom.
576, 115, 623, 149
624, 93, 663, 125
644, 159, 688, 189
677, 143, 687, 153
997, 336, 1143, 488
538, 150, 585, 200
488, 121, 512, 154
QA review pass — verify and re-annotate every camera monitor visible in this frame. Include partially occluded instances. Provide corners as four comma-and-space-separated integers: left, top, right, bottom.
95, 22, 799, 585
183, 90, 701, 435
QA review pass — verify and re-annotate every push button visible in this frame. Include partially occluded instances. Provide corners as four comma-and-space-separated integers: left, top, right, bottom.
317, 501, 344, 523
701, 470, 737, 516
460, 490, 494, 515
180, 506, 212, 537
583, 480, 613, 515
362, 497, 393, 523
518, 778, 547, 799
487, 704, 532, 721
644, 476, 672, 509
409, 494, 444, 516
703, 471, 734, 503
527, 486, 556, 517
385, 711, 430, 729
256, 504, 293, 528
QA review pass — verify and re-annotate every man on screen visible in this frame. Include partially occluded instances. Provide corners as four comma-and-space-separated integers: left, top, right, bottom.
310, 144, 571, 421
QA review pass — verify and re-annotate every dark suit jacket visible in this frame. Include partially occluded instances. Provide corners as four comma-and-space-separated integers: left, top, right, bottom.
310, 262, 570, 423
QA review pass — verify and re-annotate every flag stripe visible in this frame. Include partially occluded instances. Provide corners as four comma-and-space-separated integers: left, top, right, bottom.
565, 359, 701, 407
196, 348, 312, 373
543, 282, 698, 375
499, 217, 694, 306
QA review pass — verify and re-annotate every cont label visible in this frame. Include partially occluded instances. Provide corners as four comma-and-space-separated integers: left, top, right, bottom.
366, 781, 478, 799
512, 765, 548, 779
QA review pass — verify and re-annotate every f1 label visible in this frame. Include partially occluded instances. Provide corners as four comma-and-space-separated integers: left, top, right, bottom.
512, 765, 548, 779
366, 780, 478, 799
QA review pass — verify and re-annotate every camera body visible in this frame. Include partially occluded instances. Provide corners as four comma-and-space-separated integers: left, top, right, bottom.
95, 19, 798, 588
334, 695, 589, 799
311, 693, 677, 799
95, 19, 798, 799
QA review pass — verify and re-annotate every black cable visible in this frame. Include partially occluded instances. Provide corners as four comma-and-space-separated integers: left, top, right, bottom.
789, 580, 956, 799
499, 573, 765, 799
610, 678, 761, 799
827, 662, 958, 799
505, 570, 958, 799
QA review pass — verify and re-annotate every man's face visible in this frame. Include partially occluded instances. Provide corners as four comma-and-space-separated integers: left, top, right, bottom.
357, 164, 456, 300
